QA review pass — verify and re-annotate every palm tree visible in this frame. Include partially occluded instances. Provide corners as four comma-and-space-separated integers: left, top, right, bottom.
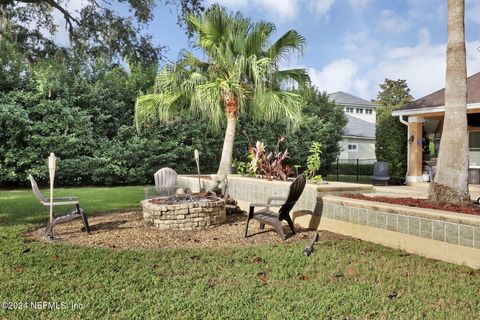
135, 5, 309, 174
428, 0, 470, 204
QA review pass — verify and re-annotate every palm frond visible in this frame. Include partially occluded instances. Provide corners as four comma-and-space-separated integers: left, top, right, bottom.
191, 81, 224, 130
178, 50, 209, 71
192, 4, 232, 54
243, 55, 273, 90
182, 72, 207, 94
134, 92, 183, 132
275, 68, 311, 88
266, 30, 306, 63
250, 90, 303, 130
244, 21, 276, 56
136, 5, 308, 135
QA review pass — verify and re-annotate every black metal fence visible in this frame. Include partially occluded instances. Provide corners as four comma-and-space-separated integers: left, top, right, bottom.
325, 159, 376, 183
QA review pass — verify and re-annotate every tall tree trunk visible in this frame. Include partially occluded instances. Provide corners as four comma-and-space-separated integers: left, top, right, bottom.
0, 3, 8, 43
428, 0, 470, 204
217, 115, 237, 174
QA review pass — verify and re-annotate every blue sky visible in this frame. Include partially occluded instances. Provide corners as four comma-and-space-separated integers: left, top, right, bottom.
150, 0, 480, 100
56, 0, 480, 100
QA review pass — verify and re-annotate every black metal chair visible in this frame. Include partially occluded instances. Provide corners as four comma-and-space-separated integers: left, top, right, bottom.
29, 175, 90, 237
372, 161, 390, 185
244, 174, 306, 240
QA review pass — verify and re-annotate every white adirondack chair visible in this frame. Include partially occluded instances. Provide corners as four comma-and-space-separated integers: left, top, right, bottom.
144, 167, 178, 199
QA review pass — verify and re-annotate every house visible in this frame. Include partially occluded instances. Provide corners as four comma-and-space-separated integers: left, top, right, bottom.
328, 91, 377, 123
328, 91, 377, 160
392, 72, 480, 184
340, 114, 376, 160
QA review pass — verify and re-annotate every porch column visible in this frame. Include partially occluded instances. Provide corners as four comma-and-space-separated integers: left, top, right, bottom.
406, 116, 425, 184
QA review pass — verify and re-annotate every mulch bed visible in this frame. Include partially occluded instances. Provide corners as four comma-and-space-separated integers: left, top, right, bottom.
343, 193, 480, 216
27, 211, 349, 250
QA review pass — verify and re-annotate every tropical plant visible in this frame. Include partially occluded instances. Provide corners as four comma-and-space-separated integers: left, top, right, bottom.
248, 138, 290, 181
428, 0, 470, 204
268, 136, 291, 181
134, 4, 309, 174
248, 141, 266, 177
304, 141, 322, 181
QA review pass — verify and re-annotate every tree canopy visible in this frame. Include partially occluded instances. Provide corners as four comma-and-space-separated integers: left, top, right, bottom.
375, 79, 414, 177
135, 4, 309, 173
376, 79, 413, 108
0, 2, 346, 186
0, 0, 204, 64
136, 4, 308, 129
0, 47, 344, 186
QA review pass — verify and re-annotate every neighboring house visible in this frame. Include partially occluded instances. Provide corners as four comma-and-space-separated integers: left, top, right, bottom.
328, 91, 377, 124
392, 72, 480, 184
328, 91, 377, 160
340, 114, 376, 160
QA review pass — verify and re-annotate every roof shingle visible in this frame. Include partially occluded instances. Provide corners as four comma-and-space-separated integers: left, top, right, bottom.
344, 114, 376, 139
397, 72, 480, 111
328, 91, 377, 108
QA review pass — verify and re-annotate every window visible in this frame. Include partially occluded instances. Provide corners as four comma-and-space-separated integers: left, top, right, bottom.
345, 107, 354, 113
356, 108, 364, 114
469, 131, 480, 167
347, 143, 358, 151
365, 109, 373, 115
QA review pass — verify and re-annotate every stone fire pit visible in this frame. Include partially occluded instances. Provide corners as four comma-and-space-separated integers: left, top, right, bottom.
141, 194, 226, 230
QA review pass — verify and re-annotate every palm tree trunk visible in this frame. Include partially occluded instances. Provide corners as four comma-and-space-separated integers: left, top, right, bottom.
217, 115, 237, 174
428, 0, 470, 204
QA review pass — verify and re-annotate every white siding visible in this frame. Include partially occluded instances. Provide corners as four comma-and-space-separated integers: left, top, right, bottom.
339, 137, 376, 160
344, 106, 376, 124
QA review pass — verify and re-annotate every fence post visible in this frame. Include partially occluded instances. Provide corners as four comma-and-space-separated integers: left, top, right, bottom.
336, 159, 339, 181
356, 159, 359, 182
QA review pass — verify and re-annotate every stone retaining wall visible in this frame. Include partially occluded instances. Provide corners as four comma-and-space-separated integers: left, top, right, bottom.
176, 175, 373, 214
321, 197, 480, 249
177, 175, 480, 268
141, 197, 226, 230
293, 195, 480, 268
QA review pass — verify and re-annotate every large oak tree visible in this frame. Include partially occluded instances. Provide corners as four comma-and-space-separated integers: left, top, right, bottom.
0, 0, 204, 64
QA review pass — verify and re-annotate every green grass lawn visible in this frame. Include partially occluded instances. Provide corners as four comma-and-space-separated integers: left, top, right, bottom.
1, 187, 480, 319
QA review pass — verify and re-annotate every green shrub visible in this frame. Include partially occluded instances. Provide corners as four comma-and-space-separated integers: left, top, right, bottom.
304, 142, 322, 180
0, 50, 346, 187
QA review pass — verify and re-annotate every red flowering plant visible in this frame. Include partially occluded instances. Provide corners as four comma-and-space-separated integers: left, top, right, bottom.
248, 136, 290, 181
